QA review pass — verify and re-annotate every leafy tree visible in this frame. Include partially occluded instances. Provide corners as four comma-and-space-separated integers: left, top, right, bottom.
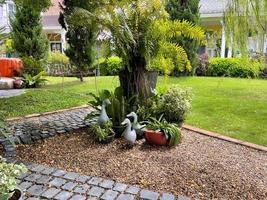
68, 0, 205, 102
166, 0, 200, 75
225, 0, 267, 56
59, 0, 104, 81
11, 0, 50, 61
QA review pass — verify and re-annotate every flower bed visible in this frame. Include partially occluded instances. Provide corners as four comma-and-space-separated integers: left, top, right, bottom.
16, 130, 267, 200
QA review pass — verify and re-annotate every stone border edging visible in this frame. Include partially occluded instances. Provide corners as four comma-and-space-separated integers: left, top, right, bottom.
182, 124, 267, 153
5, 105, 267, 153
6, 105, 89, 122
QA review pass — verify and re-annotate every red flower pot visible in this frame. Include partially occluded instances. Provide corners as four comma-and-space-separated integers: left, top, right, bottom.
145, 130, 169, 146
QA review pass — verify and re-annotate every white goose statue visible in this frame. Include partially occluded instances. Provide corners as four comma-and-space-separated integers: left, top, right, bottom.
127, 112, 146, 135
121, 118, 137, 145
98, 99, 111, 127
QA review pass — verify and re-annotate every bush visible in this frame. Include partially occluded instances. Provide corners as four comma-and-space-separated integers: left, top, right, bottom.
196, 53, 209, 76
208, 58, 263, 78
158, 86, 192, 124
137, 86, 192, 125
94, 56, 122, 76
21, 56, 44, 76
47, 51, 69, 65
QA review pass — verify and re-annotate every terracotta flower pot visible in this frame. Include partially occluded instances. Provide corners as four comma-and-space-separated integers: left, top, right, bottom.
145, 130, 168, 146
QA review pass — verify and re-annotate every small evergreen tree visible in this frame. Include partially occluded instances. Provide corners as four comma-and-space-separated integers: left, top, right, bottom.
11, 6, 49, 60
11, 0, 50, 75
166, 0, 200, 75
59, 0, 102, 82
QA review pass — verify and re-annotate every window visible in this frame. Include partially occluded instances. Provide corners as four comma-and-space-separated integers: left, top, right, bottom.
8, 3, 15, 18
50, 43, 62, 52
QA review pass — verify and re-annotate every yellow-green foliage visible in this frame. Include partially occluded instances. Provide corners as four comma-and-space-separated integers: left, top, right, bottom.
208, 58, 264, 78
47, 51, 70, 65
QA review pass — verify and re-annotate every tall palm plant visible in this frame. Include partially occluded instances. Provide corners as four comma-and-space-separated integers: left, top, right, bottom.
73, 0, 205, 100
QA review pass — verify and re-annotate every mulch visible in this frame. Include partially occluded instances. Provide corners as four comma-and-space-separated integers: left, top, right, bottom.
16, 130, 267, 200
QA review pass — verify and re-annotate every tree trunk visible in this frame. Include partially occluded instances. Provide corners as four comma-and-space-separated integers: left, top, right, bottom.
79, 71, 84, 82
119, 56, 158, 104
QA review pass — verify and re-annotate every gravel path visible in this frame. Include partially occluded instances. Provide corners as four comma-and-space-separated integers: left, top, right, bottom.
17, 130, 267, 200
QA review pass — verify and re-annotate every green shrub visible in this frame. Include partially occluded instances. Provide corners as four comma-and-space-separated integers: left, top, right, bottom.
137, 86, 192, 125
158, 86, 192, 124
208, 58, 263, 78
47, 51, 69, 65
94, 56, 122, 76
21, 56, 44, 76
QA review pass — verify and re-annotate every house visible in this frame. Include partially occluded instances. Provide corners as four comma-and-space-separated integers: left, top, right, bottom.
0, 0, 266, 57
0, 0, 66, 53
200, 0, 267, 58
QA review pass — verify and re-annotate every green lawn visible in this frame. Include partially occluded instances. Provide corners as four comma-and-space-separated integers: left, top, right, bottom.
1, 76, 266, 146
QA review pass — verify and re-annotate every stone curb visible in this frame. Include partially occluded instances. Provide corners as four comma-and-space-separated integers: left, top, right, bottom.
6, 105, 267, 153
182, 124, 267, 153
6, 105, 90, 122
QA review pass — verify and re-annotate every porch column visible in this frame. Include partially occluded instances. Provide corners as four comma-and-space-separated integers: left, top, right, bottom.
60, 29, 67, 53
221, 21, 226, 58
227, 34, 233, 57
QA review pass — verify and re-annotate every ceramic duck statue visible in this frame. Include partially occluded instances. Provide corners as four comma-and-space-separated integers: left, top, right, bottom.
121, 118, 137, 145
98, 99, 111, 127
127, 112, 146, 135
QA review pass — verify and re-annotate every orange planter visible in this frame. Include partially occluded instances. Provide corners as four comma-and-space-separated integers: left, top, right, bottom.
145, 130, 169, 146
0, 58, 23, 77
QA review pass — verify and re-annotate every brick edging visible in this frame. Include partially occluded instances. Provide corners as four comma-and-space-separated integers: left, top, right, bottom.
6, 105, 90, 122
182, 124, 267, 153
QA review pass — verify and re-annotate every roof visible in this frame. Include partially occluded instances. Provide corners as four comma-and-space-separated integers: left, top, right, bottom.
44, 0, 62, 16
42, 0, 62, 28
199, 0, 228, 14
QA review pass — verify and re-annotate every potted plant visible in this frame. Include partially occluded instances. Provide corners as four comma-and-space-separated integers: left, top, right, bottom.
145, 116, 181, 146
0, 112, 28, 200
90, 121, 115, 144
0, 157, 27, 200
106, 87, 128, 138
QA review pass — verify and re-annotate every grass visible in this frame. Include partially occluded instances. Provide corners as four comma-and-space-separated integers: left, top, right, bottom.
0, 76, 266, 147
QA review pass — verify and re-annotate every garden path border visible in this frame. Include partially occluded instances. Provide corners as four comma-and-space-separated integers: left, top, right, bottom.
6, 105, 267, 153
1, 106, 194, 200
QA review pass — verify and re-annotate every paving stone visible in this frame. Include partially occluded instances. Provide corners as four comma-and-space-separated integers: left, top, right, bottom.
76, 175, 91, 183
88, 186, 105, 197
140, 189, 160, 200
24, 174, 42, 182
74, 184, 90, 194
18, 181, 33, 191
62, 182, 78, 191
113, 183, 127, 192
41, 167, 56, 175
31, 165, 45, 173
87, 197, 99, 200
88, 177, 103, 186
19, 134, 33, 144
49, 177, 67, 187
100, 190, 118, 200
64, 172, 79, 180
53, 169, 66, 177
99, 179, 114, 189
125, 186, 140, 195
18, 172, 31, 180
70, 194, 87, 200
26, 198, 40, 200
117, 194, 135, 200
36, 175, 51, 184
162, 193, 175, 200
54, 191, 73, 200
41, 188, 61, 199
27, 185, 46, 196
177, 196, 190, 200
